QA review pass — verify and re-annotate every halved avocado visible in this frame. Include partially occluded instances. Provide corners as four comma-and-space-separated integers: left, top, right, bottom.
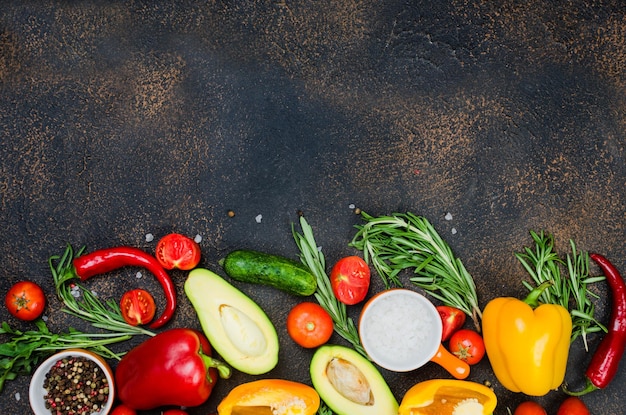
184, 268, 279, 375
310, 344, 399, 415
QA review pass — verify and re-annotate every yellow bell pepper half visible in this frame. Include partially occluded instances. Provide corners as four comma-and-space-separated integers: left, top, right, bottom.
398, 379, 497, 415
482, 282, 572, 396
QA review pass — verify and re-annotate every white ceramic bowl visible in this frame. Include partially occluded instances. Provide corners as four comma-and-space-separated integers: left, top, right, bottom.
29, 349, 115, 415
359, 289, 442, 372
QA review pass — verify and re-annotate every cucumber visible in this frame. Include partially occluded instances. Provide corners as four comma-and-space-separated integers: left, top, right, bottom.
221, 249, 317, 296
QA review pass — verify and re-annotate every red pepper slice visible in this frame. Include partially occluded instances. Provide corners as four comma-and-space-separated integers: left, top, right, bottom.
565, 253, 626, 395
72, 247, 177, 329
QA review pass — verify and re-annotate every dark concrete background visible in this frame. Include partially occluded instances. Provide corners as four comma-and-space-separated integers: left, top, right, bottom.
1, 1, 625, 414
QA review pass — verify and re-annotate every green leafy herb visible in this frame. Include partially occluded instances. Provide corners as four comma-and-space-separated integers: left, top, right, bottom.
49, 244, 155, 337
350, 211, 482, 330
316, 401, 335, 415
292, 216, 367, 357
515, 230, 606, 350
0, 320, 129, 393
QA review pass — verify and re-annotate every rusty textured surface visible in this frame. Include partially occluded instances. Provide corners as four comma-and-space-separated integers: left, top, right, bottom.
1, 1, 625, 414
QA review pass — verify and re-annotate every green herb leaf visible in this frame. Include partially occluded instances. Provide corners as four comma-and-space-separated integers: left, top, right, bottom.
292, 216, 368, 357
515, 231, 607, 349
350, 211, 482, 330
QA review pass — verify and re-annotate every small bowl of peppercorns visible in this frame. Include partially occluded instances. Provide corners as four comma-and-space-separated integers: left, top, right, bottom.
29, 348, 115, 415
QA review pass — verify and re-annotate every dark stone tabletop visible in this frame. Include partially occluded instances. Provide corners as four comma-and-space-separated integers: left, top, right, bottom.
1, 1, 625, 414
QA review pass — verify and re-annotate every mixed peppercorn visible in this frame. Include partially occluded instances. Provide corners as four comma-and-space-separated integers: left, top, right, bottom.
43, 356, 109, 415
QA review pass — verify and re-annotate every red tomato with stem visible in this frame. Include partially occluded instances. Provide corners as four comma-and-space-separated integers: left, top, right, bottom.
437, 305, 466, 341
156, 233, 202, 270
556, 397, 590, 415
5, 281, 46, 321
120, 289, 156, 326
110, 404, 137, 415
448, 329, 485, 365
286, 302, 334, 348
329, 256, 370, 305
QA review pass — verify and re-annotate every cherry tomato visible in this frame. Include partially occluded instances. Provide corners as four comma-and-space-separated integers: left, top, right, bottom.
286, 302, 334, 348
329, 256, 371, 305
5, 281, 46, 321
556, 397, 590, 415
448, 329, 485, 365
155, 233, 201, 270
437, 305, 466, 341
120, 289, 156, 326
513, 401, 547, 415
110, 404, 137, 415
162, 410, 189, 415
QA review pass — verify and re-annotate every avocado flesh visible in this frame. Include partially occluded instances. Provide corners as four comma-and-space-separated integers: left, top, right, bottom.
310, 345, 398, 415
184, 268, 279, 375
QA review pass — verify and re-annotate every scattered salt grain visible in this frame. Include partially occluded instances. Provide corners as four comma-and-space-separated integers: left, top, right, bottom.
70, 286, 81, 298
451, 228, 457, 235
91, 290, 98, 298
42, 315, 48, 322
255, 214, 263, 223
445, 212, 453, 221
145, 233, 154, 242
136, 271, 143, 279
194, 234, 202, 243
348, 203, 355, 209
14, 392, 20, 401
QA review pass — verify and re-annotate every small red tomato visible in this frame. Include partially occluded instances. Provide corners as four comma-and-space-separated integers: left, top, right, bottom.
448, 329, 485, 365
156, 233, 202, 270
120, 289, 156, 326
514, 401, 547, 415
5, 281, 46, 321
162, 410, 189, 415
330, 256, 371, 305
110, 404, 137, 415
286, 302, 334, 348
437, 305, 466, 341
557, 397, 590, 415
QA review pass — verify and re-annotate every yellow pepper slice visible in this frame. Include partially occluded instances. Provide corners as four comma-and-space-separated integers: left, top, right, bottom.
398, 379, 497, 415
482, 282, 572, 396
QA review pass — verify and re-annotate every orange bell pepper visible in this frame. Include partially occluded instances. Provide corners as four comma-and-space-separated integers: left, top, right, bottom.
217, 379, 320, 415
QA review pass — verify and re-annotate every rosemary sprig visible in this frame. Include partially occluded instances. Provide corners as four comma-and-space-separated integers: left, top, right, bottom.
350, 211, 482, 330
49, 244, 155, 337
292, 216, 367, 357
515, 231, 606, 350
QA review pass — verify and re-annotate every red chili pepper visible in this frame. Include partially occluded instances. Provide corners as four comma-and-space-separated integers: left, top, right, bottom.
72, 246, 177, 329
565, 253, 626, 395
115, 328, 231, 410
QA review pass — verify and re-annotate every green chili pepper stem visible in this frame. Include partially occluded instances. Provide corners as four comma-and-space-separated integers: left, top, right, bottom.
524, 281, 553, 308
200, 353, 232, 380
563, 377, 599, 396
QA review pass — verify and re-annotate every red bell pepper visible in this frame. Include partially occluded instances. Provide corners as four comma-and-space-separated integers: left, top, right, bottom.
115, 328, 231, 410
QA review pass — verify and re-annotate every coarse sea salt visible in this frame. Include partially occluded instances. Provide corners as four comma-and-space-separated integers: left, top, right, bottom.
360, 290, 440, 371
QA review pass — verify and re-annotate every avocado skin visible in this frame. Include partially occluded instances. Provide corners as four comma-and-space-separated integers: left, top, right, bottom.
184, 268, 279, 375
310, 345, 399, 415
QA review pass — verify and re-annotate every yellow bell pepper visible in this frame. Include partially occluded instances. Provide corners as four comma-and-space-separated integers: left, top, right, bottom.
482, 282, 572, 396
217, 379, 320, 415
398, 379, 497, 415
